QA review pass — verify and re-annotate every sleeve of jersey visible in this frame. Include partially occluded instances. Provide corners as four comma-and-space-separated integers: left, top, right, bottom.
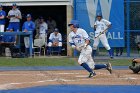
82, 29, 90, 40
49, 34, 53, 42
103, 19, 111, 26
94, 21, 97, 26
59, 34, 62, 42
8, 11, 10, 16
3, 11, 6, 17
68, 34, 75, 46
18, 10, 22, 19
32, 22, 35, 30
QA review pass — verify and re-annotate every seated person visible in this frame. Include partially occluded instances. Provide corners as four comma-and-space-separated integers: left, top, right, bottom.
0, 28, 16, 56
129, 58, 140, 73
48, 28, 62, 55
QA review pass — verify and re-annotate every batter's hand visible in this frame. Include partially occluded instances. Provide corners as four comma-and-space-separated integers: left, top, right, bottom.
84, 43, 87, 49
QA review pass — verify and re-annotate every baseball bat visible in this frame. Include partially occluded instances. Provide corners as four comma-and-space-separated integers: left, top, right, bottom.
94, 28, 109, 39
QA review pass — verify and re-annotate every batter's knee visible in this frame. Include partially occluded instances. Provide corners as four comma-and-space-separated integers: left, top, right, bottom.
58, 42, 62, 46
48, 42, 52, 47
104, 44, 111, 50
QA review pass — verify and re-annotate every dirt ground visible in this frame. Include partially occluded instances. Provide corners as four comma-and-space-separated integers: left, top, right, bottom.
0, 69, 140, 90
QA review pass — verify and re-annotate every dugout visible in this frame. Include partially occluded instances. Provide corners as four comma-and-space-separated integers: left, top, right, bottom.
1, 0, 73, 56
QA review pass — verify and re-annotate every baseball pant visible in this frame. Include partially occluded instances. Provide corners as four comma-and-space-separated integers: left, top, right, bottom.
48, 42, 62, 47
24, 37, 33, 48
8, 22, 20, 32
48, 42, 62, 54
0, 25, 4, 32
78, 45, 95, 69
93, 33, 111, 50
39, 34, 46, 45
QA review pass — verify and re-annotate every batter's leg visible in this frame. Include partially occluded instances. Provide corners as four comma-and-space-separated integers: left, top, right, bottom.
94, 64, 106, 69
92, 37, 100, 57
78, 50, 96, 78
100, 34, 113, 58
81, 63, 96, 78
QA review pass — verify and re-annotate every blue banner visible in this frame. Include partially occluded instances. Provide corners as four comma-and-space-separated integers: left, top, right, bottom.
74, 0, 124, 47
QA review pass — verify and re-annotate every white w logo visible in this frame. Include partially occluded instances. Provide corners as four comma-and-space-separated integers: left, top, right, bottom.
86, 0, 112, 27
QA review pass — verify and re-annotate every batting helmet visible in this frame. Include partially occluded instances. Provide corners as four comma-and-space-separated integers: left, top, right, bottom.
96, 12, 102, 17
68, 20, 79, 28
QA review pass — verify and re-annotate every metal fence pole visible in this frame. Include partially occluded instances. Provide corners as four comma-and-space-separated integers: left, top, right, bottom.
126, 0, 130, 57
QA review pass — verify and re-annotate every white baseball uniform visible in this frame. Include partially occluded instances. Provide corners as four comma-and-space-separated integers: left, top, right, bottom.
48, 32, 62, 47
93, 19, 111, 50
39, 22, 48, 44
68, 28, 95, 69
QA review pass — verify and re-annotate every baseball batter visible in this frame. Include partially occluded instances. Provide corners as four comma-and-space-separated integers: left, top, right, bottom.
92, 13, 113, 58
68, 20, 112, 78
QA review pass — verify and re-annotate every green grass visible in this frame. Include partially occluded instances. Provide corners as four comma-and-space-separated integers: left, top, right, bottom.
0, 57, 77, 67
110, 59, 131, 66
0, 57, 131, 67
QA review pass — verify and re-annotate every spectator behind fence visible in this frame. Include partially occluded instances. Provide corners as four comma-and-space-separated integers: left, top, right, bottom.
115, 47, 123, 56
47, 16, 56, 34
0, 4, 6, 33
22, 14, 35, 56
7, 3, 22, 32
38, 16, 48, 44
48, 28, 62, 55
0, 28, 16, 56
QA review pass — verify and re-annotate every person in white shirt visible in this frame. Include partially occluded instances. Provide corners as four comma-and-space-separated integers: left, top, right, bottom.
7, 3, 22, 32
48, 28, 62, 55
68, 20, 112, 78
38, 17, 48, 43
92, 13, 113, 58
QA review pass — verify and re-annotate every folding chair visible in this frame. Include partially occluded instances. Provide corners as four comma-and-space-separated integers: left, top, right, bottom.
33, 39, 46, 56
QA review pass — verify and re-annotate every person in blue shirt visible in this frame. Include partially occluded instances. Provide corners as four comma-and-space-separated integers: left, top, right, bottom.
22, 14, 35, 56
0, 4, 6, 33
0, 28, 16, 56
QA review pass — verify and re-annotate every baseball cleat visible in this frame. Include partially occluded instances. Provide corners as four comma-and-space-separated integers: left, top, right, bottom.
106, 63, 112, 74
88, 72, 96, 78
